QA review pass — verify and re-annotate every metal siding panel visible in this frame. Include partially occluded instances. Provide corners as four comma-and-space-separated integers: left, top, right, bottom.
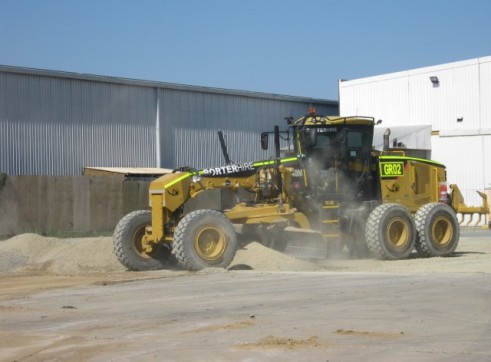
1, 67, 337, 175
480, 59, 491, 131
0, 64, 338, 107
0, 72, 157, 175
341, 58, 488, 133
408, 72, 437, 127
409, 64, 479, 132
450, 65, 480, 131
484, 135, 491, 190
433, 135, 485, 206
159, 87, 336, 170
340, 77, 409, 126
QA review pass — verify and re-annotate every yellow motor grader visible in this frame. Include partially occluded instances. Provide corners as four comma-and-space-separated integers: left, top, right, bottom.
113, 110, 488, 271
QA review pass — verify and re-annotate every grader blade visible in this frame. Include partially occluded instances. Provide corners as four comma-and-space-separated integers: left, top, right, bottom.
280, 227, 329, 260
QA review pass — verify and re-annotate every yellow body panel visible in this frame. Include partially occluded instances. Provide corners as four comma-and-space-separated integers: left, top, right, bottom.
145, 163, 297, 244
379, 156, 447, 213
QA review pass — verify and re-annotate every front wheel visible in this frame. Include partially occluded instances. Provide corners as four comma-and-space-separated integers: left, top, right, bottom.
365, 203, 416, 260
415, 203, 460, 257
172, 209, 238, 271
113, 210, 171, 271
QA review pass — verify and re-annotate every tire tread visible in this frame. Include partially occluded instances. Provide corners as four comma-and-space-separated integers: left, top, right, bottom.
172, 209, 237, 271
415, 202, 459, 257
113, 210, 167, 271
365, 203, 416, 260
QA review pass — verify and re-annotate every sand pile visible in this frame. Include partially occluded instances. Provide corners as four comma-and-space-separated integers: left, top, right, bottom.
1, 232, 490, 276
231, 242, 323, 272
0, 234, 125, 275
0, 234, 320, 275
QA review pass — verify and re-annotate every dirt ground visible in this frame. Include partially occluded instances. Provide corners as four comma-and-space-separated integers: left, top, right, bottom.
0, 228, 490, 361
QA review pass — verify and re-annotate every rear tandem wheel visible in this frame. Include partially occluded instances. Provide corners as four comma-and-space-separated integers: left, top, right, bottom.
365, 203, 416, 260
415, 203, 460, 257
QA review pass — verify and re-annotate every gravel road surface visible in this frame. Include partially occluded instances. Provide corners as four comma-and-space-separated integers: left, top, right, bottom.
0, 229, 490, 361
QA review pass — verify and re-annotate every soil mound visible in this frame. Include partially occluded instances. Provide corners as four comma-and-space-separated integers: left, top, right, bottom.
0, 233, 125, 275
1, 231, 490, 276
0, 234, 320, 275
231, 242, 323, 272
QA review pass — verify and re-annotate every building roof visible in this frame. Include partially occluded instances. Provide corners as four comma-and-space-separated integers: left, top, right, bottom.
0, 64, 337, 105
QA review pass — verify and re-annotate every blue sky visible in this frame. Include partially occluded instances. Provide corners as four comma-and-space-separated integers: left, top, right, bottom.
1, 0, 490, 100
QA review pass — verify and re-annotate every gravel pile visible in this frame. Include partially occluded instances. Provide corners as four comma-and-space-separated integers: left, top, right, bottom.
0, 234, 125, 274
231, 242, 323, 272
0, 234, 320, 275
3, 232, 488, 276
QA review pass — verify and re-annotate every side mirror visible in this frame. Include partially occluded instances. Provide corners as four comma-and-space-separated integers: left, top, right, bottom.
260, 132, 269, 150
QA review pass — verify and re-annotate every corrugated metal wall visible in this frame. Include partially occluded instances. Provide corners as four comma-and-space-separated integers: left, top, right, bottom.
340, 56, 491, 224
0, 70, 157, 175
0, 66, 337, 175
481, 60, 491, 131
158, 88, 333, 169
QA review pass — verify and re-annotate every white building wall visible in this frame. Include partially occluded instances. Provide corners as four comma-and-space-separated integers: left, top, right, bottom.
407, 62, 481, 131
340, 56, 490, 131
485, 135, 491, 191
480, 60, 491, 131
432, 134, 486, 206
340, 76, 410, 125
340, 56, 491, 225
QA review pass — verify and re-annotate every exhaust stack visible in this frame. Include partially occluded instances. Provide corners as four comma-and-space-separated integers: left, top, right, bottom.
383, 128, 391, 151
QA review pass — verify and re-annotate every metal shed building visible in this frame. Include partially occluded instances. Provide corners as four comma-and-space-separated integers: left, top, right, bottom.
0, 65, 338, 175
339, 56, 491, 215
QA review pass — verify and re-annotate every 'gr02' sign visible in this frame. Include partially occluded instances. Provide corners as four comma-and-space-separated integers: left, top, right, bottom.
380, 161, 404, 178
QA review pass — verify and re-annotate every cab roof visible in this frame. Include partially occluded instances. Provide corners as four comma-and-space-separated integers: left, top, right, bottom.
293, 114, 375, 126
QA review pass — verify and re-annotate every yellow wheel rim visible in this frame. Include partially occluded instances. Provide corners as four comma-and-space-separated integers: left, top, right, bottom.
386, 217, 409, 248
432, 216, 453, 247
194, 226, 227, 261
132, 225, 150, 258
132, 225, 157, 258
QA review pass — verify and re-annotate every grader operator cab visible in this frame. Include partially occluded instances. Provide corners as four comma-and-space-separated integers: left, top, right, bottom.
113, 110, 488, 271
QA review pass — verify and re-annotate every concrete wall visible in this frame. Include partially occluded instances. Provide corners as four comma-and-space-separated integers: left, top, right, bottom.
0, 175, 150, 238
0, 174, 226, 239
